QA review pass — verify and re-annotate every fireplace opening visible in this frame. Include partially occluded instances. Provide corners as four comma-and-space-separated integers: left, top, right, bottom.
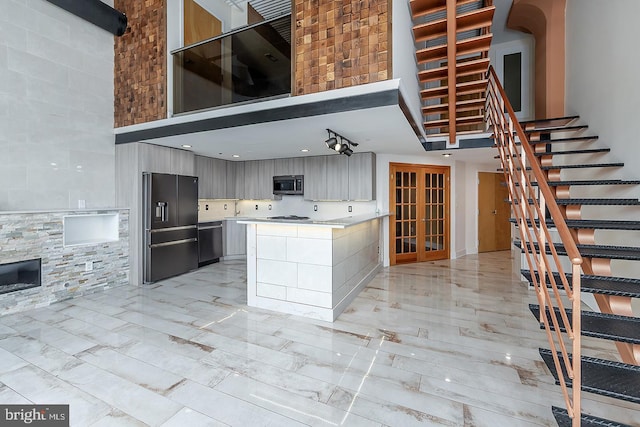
0, 258, 42, 294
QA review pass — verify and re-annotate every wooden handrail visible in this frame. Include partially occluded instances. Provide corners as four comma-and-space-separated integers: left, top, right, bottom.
486, 64, 583, 426
487, 66, 582, 265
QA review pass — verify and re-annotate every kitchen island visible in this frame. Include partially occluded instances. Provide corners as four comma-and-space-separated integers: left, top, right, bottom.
238, 213, 389, 322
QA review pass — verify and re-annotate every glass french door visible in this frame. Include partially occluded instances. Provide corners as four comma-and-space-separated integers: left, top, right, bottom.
390, 163, 450, 264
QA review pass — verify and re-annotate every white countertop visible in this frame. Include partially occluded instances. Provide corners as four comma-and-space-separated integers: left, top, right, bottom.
237, 212, 390, 229
0, 208, 129, 215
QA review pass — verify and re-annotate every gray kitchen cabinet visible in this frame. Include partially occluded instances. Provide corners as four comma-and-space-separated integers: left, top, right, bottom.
226, 161, 245, 199
224, 219, 246, 257
244, 159, 274, 199
326, 154, 349, 200
303, 156, 327, 200
195, 155, 227, 198
170, 148, 196, 175
348, 152, 376, 200
274, 157, 304, 176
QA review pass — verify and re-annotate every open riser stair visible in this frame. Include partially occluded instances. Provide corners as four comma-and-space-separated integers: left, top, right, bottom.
410, 0, 495, 143
485, 67, 640, 426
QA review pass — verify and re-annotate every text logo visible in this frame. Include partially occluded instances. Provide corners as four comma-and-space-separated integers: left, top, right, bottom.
1, 405, 69, 426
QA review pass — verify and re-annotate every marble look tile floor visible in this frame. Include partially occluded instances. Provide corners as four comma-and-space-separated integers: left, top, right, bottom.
0, 251, 638, 426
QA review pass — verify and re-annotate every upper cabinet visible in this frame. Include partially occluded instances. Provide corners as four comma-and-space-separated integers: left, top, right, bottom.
244, 159, 275, 200
195, 155, 226, 198
304, 153, 375, 201
193, 152, 375, 201
226, 161, 245, 199
274, 158, 304, 176
326, 155, 349, 201
303, 156, 327, 201
348, 152, 376, 201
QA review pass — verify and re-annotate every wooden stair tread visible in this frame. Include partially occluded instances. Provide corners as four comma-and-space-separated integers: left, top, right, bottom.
521, 115, 580, 129
529, 304, 640, 345
424, 114, 484, 129
416, 34, 493, 64
418, 57, 490, 82
410, 0, 481, 19
413, 6, 495, 42
420, 79, 488, 100
422, 98, 486, 115
524, 124, 588, 134
540, 349, 640, 404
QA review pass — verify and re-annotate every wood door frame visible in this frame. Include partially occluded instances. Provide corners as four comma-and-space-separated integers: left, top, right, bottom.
389, 162, 451, 265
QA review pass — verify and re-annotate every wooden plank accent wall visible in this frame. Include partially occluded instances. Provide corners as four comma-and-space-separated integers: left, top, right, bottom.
294, 0, 392, 95
114, 0, 167, 128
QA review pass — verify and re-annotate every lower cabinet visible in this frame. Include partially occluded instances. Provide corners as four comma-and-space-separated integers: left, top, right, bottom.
223, 219, 246, 257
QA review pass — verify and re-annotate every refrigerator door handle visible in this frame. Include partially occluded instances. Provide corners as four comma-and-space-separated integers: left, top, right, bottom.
149, 238, 197, 249
156, 201, 168, 222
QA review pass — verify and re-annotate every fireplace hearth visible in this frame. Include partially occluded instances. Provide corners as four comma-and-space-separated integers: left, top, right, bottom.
0, 259, 42, 294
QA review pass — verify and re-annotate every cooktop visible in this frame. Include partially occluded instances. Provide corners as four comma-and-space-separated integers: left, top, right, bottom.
268, 215, 310, 220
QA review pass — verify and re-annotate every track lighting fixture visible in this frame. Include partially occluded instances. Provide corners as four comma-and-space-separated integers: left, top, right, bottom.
325, 129, 358, 157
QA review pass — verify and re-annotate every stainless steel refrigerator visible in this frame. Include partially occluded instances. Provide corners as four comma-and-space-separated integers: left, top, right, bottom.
143, 172, 199, 284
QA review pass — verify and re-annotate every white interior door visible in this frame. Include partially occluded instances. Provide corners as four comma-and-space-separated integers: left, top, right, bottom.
491, 38, 534, 121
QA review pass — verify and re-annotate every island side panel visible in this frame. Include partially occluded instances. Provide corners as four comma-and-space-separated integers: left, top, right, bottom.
332, 219, 382, 318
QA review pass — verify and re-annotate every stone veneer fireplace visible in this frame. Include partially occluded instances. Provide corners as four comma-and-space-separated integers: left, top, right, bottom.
0, 209, 130, 315
0, 258, 41, 294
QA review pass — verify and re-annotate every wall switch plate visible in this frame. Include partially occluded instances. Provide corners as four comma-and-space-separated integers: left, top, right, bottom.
78, 199, 86, 209
348, 206, 352, 212
85, 261, 93, 272
314, 205, 318, 211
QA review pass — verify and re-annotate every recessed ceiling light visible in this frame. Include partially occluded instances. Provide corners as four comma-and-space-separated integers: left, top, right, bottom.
442, 153, 452, 158
76, 165, 82, 169
300, 149, 309, 152
232, 154, 240, 158
181, 144, 192, 148
50, 162, 57, 166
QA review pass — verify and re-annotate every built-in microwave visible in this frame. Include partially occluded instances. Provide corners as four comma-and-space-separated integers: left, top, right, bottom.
273, 175, 304, 195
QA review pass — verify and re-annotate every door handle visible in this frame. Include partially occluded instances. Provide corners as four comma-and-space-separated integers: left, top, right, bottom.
492, 210, 497, 215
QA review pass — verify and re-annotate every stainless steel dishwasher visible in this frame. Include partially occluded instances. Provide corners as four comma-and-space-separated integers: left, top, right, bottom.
197, 221, 223, 267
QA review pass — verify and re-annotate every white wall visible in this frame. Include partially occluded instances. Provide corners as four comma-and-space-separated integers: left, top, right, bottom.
566, 0, 640, 179
0, 0, 115, 210
566, 0, 640, 289
392, 0, 425, 142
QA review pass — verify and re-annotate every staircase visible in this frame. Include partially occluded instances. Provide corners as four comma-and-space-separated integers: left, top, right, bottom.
486, 69, 640, 426
410, 0, 495, 145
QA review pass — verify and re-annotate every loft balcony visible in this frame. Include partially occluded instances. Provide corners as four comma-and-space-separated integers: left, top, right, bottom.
171, 14, 291, 115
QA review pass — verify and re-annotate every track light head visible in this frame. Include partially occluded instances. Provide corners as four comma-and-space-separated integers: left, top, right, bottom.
324, 128, 359, 156
325, 136, 338, 150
